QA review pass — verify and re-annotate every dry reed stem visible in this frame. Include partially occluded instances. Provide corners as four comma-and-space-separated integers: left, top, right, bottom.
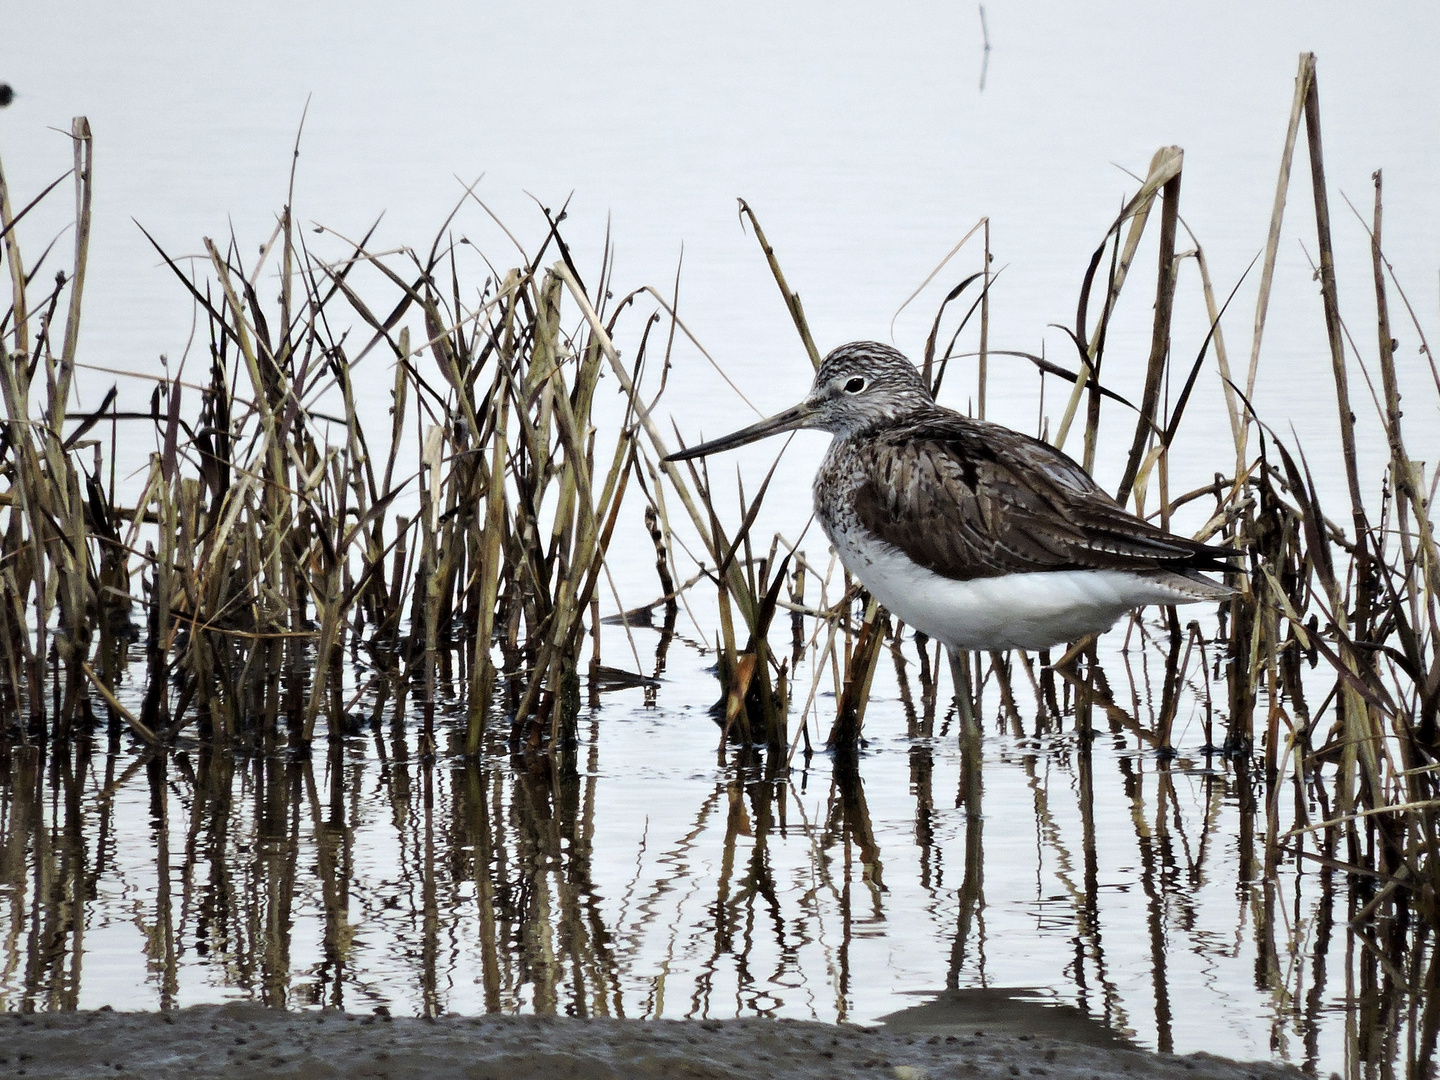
737, 199, 821, 371
1116, 158, 1182, 507
979, 217, 990, 419
1242, 53, 1314, 465
1054, 144, 1182, 454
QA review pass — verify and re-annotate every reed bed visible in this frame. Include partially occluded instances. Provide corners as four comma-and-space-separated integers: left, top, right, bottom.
0, 50, 1437, 1074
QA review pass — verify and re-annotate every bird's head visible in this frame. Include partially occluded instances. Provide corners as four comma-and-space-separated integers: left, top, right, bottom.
805, 341, 934, 435
665, 341, 933, 461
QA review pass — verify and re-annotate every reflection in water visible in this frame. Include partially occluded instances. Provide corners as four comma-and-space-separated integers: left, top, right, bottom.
0, 624, 1432, 1079
879, 987, 1132, 1048
947, 651, 986, 991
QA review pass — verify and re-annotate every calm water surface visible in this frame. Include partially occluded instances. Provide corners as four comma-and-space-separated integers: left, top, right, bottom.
2, 4, 1439, 1077
0, 625, 1366, 1073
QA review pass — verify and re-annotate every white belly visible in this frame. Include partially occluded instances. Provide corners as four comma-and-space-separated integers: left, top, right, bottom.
830, 528, 1205, 651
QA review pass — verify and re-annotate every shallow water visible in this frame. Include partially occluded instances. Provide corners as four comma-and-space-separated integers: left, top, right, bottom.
0, 617, 1416, 1076
1, 5, 1439, 1078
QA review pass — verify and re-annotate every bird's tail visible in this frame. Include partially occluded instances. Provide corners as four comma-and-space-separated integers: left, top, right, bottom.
1151, 569, 1237, 603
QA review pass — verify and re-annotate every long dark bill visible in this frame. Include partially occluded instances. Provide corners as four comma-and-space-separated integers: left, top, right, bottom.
663, 401, 813, 462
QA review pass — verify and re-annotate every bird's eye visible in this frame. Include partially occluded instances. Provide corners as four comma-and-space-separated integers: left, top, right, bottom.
843, 376, 867, 394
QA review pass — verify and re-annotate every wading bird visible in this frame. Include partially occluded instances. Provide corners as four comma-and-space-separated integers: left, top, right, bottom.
666, 341, 1236, 652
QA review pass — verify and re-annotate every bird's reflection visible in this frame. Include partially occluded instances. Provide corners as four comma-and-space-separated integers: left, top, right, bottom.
880, 987, 1132, 1048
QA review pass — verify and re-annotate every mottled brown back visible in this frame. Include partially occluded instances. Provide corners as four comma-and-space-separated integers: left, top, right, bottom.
841, 411, 1236, 582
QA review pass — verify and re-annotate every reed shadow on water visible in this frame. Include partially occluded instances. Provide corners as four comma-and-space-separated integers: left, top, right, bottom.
0, 52, 1437, 1078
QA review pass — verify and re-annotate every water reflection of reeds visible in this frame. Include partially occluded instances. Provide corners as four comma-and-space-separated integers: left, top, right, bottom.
0, 633, 1434, 1072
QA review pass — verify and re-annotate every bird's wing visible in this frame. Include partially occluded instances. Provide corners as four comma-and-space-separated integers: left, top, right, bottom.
849, 417, 1232, 581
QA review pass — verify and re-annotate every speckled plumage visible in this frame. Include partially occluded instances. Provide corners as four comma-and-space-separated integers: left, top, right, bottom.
668, 341, 1238, 651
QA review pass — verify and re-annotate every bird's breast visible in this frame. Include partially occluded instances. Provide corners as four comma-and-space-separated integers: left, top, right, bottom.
812, 440, 865, 552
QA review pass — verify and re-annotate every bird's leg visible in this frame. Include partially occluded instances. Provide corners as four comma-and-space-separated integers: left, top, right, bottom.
948, 647, 980, 738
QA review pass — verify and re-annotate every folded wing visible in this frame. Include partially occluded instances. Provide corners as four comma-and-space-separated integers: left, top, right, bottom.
849, 415, 1237, 583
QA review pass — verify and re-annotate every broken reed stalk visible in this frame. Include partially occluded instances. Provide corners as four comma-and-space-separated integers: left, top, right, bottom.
1242, 53, 1313, 469
1115, 153, 1182, 508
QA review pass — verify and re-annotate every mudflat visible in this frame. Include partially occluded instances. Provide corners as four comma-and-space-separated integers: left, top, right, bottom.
0, 1004, 1304, 1080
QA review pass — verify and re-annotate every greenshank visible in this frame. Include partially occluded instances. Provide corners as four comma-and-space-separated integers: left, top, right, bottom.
666, 341, 1236, 651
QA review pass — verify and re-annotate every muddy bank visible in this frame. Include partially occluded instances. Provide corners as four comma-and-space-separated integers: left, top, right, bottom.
0, 1005, 1305, 1080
